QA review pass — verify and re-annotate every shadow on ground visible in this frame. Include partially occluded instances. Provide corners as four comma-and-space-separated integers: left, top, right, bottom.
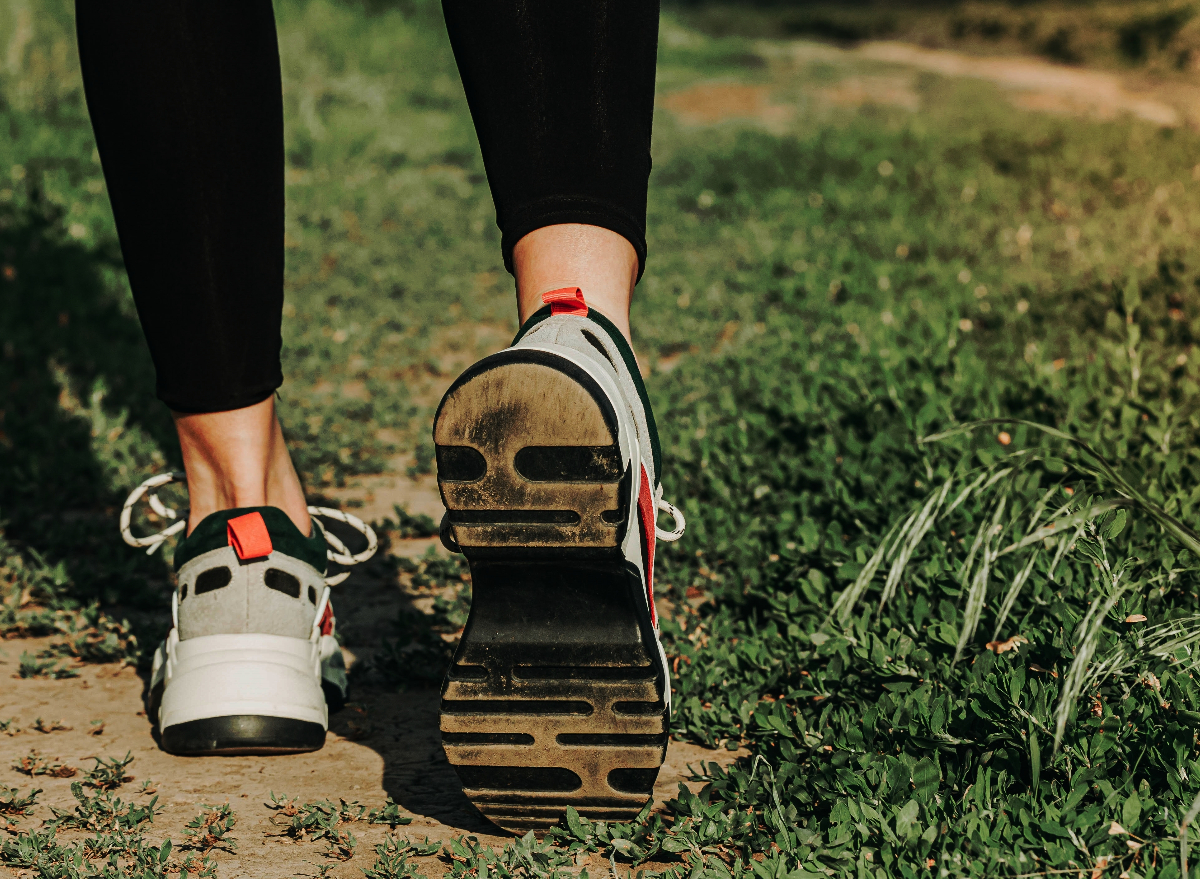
0, 197, 177, 610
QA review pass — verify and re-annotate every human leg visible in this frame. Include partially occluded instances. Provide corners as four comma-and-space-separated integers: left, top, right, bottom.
80, 0, 365, 755
75, 0, 309, 535
436, 0, 684, 832
442, 0, 659, 339
512, 224, 638, 341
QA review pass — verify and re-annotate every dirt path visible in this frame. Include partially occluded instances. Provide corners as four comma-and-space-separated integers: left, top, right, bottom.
0, 636, 740, 877
855, 41, 1186, 126
663, 36, 1200, 129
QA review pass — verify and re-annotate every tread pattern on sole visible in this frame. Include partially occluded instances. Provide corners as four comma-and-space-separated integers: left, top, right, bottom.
441, 674, 667, 831
435, 347, 667, 834
439, 562, 668, 832
433, 352, 628, 550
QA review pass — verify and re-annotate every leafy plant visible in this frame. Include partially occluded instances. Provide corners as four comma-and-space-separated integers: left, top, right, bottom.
30, 717, 70, 734
441, 832, 582, 879
363, 835, 439, 879
266, 793, 361, 860
49, 780, 161, 833
12, 752, 76, 778
182, 803, 237, 854
385, 504, 439, 539
18, 651, 78, 679
82, 752, 135, 790
367, 796, 413, 829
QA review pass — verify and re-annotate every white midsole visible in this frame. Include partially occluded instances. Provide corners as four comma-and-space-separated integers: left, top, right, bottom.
156, 632, 328, 730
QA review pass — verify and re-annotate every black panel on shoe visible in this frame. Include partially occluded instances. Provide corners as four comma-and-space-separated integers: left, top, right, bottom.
162, 715, 326, 755
448, 509, 581, 525
514, 445, 623, 482
442, 700, 593, 716
194, 567, 232, 595
558, 733, 668, 746
264, 568, 301, 598
454, 766, 582, 792
613, 701, 666, 716
308, 585, 318, 604
581, 329, 616, 368
437, 445, 487, 482
607, 768, 659, 794
180, 584, 188, 601
443, 732, 535, 745
513, 665, 655, 681
600, 464, 632, 526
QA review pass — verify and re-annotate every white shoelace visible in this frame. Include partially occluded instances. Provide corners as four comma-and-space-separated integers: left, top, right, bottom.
119, 472, 378, 586
654, 484, 686, 543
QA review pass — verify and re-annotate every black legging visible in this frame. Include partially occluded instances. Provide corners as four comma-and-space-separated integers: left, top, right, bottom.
74, 0, 659, 414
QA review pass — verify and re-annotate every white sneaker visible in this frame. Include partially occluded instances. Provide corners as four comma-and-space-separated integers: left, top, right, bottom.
433, 287, 685, 832
120, 477, 376, 755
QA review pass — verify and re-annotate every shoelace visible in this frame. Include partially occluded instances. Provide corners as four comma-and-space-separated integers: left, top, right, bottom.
654, 484, 686, 542
120, 472, 378, 586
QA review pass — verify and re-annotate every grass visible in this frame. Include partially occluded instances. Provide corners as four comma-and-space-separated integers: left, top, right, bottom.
9, 0, 1200, 875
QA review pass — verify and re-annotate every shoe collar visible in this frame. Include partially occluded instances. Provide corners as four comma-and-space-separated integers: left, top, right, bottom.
172, 506, 328, 574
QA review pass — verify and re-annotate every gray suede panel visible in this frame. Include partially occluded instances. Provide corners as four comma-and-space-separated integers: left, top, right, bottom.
176, 545, 323, 640
518, 315, 657, 488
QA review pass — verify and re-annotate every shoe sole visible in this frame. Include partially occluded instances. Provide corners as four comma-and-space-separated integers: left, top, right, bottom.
160, 714, 326, 756
434, 349, 668, 834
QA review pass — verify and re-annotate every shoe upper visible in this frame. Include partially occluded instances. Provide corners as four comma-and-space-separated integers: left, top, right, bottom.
512, 300, 662, 492
172, 507, 330, 641
507, 290, 684, 629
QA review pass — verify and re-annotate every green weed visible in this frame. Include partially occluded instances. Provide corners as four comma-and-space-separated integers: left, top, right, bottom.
30, 717, 69, 734
362, 835, 439, 879
441, 832, 583, 879
49, 780, 161, 833
18, 651, 78, 679
182, 803, 237, 855
267, 793, 361, 860
367, 796, 414, 829
0, 786, 40, 816
383, 504, 439, 539
82, 752, 135, 791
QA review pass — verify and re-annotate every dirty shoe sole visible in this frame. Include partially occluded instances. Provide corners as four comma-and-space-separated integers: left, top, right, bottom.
434, 348, 668, 834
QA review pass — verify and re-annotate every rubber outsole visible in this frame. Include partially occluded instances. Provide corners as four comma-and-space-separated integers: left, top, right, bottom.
161, 714, 327, 756
434, 349, 668, 834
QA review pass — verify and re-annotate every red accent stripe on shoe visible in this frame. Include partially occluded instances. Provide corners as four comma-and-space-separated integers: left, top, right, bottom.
319, 603, 335, 637
227, 512, 273, 560
542, 287, 588, 317
637, 464, 658, 629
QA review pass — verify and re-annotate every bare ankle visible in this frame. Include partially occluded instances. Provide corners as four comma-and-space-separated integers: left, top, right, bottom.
173, 397, 311, 536
513, 224, 637, 342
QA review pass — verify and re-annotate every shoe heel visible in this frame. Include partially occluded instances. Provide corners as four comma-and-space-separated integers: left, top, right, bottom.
157, 633, 328, 756
434, 350, 631, 552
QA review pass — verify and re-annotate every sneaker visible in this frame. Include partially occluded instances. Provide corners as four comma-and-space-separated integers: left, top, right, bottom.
120, 475, 376, 755
433, 287, 685, 833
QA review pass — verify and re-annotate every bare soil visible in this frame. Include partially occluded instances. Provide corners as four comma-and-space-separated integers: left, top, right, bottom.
1, 464, 742, 876
0, 633, 740, 877
662, 37, 1200, 129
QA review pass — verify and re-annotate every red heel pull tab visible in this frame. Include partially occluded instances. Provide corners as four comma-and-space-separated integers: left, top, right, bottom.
543, 287, 588, 317
227, 512, 273, 560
